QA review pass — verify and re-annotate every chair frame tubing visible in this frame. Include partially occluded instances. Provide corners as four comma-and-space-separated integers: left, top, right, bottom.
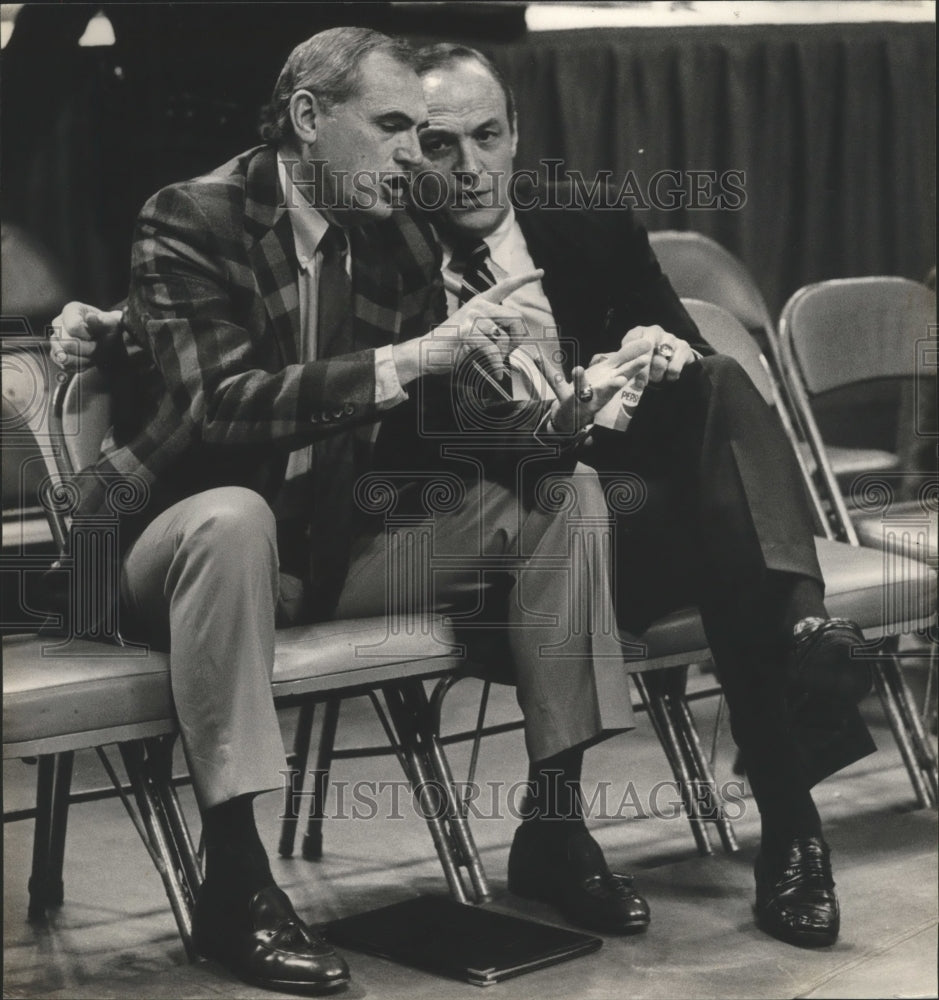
279, 682, 493, 905
23, 736, 203, 957
777, 295, 938, 805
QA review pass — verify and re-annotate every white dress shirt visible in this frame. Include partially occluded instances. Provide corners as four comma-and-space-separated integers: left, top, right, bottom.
440, 206, 564, 404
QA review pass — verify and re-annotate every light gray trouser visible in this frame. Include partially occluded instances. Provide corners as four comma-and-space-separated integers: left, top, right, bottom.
336, 465, 635, 763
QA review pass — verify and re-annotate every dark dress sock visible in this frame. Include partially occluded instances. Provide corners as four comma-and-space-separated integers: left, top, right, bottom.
522, 747, 586, 842
770, 572, 828, 640
202, 792, 274, 902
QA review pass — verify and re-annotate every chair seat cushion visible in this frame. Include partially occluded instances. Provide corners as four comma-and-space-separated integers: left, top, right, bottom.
3, 635, 175, 753
624, 538, 935, 668
798, 442, 899, 485
829, 444, 900, 482
852, 506, 939, 570
816, 536, 937, 628
3, 615, 459, 755
6, 538, 934, 753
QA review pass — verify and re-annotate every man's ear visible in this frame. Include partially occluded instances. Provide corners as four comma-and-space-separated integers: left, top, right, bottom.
510, 111, 519, 157
289, 89, 319, 145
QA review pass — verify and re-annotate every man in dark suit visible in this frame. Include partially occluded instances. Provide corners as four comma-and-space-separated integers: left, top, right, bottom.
48, 27, 657, 991
405, 43, 876, 950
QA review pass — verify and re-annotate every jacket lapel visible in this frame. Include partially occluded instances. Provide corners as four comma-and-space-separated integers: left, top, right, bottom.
244, 148, 301, 366
515, 203, 612, 365
348, 223, 403, 351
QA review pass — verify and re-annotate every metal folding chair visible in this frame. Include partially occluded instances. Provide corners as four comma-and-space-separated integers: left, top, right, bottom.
778, 277, 937, 553
698, 296, 937, 806
1, 346, 485, 959
649, 230, 899, 487
778, 277, 938, 799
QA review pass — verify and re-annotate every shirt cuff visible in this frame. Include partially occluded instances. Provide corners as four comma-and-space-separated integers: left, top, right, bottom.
532, 408, 593, 450
374, 344, 408, 408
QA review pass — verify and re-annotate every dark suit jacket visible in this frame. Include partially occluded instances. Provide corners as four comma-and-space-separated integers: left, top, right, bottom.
373, 183, 710, 487
75, 144, 444, 545
512, 181, 710, 367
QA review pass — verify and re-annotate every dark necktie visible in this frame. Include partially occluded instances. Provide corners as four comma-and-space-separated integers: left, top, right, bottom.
457, 238, 497, 304
453, 238, 513, 401
316, 224, 353, 357
309, 224, 356, 619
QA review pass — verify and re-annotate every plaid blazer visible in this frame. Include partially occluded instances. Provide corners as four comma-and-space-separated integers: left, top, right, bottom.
75, 144, 444, 543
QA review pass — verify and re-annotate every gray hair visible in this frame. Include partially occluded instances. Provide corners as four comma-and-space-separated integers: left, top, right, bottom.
259, 27, 416, 145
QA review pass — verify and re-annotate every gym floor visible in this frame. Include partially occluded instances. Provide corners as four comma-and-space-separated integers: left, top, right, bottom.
3, 668, 937, 1000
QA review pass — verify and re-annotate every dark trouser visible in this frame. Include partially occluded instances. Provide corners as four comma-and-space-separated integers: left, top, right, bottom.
585, 354, 874, 797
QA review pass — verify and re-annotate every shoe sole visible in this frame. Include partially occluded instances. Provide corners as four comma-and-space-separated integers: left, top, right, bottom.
508, 879, 651, 935
195, 938, 350, 995
240, 972, 350, 996
756, 911, 839, 949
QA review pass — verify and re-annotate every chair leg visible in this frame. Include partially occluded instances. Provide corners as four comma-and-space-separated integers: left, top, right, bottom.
633, 670, 714, 856
116, 742, 199, 960
27, 755, 56, 921
45, 750, 75, 906
279, 701, 316, 858
302, 698, 341, 861
922, 639, 937, 734
146, 736, 203, 901
425, 677, 493, 904
668, 693, 738, 852
872, 651, 938, 807
377, 681, 491, 904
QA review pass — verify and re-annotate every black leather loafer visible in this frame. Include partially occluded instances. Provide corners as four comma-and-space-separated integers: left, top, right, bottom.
193, 883, 350, 995
507, 824, 650, 934
754, 837, 840, 948
790, 617, 872, 705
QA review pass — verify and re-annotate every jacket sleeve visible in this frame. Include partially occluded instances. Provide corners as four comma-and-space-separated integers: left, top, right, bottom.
125, 183, 391, 451
612, 211, 714, 356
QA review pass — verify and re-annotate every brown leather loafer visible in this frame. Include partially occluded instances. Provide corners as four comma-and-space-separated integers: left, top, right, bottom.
193, 883, 350, 995
755, 837, 840, 948
507, 824, 650, 934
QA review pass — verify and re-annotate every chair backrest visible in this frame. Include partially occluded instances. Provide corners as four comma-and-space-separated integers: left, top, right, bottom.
650, 230, 777, 346
0, 347, 113, 553
54, 367, 113, 476
1, 344, 60, 484
778, 277, 937, 396
681, 297, 831, 536
681, 298, 774, 404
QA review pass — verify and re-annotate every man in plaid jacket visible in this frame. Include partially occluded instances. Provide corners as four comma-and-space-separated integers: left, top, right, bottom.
51, 27, 652, 993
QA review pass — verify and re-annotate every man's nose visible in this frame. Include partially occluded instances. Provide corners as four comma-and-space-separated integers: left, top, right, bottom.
395, 129, 423, 167
455, 140, 482, 183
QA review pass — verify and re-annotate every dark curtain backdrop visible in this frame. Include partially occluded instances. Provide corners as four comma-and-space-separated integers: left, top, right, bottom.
1, 12, 934, 317
481, 23, 935, 314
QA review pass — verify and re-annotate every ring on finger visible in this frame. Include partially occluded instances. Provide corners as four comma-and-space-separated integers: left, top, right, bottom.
654, 343, 675, 360
577, 385, 594, 402
54, 350, 68, 366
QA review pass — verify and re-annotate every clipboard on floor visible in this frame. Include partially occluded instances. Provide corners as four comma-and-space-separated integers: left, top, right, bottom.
321, 894, 603, 987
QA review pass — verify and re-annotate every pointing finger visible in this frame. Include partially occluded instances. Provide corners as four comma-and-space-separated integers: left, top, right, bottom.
477, 269, 544, 304
534, 353, 573, 403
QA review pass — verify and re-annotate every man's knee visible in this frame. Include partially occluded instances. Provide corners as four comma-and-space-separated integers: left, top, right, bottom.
536, 464, 608, 520
179, 487, 278, 571
696, 353, 752, 390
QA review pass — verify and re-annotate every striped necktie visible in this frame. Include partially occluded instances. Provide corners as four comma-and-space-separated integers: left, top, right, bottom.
457, 239, 497, 304
452, 237, 516, 401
